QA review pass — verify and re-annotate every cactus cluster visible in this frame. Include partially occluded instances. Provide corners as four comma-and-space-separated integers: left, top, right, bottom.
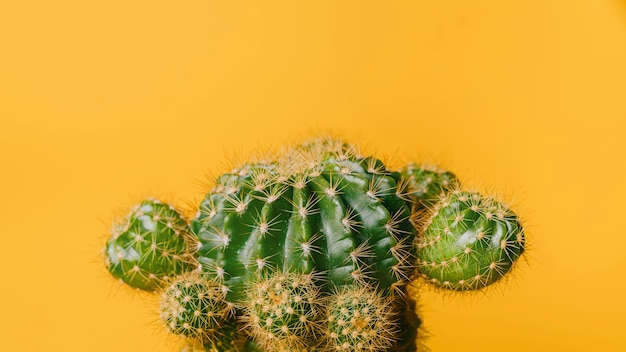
101, 138, 526, 351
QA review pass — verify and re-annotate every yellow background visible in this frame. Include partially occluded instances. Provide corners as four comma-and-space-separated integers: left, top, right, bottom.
1, 1, 625, 351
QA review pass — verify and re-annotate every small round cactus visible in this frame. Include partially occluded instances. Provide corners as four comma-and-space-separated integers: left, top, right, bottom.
400, 163, 458, 209
104, 199, 198, 290
242, 271, 323, 351
192, 139, 415, 302
415, 189, 525, 290
160, 272, 240, 348
323, 285, 399, 352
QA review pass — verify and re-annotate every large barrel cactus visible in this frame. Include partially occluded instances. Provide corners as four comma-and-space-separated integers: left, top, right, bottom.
101, 137, 526, 352
192, 139, 415, 299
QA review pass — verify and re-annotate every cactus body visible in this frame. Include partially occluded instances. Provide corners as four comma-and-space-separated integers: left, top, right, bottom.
104, 199, 197, 291
323, 285, 398, 352
400, 163, 457, 209
192, 140, 416, 302
415, 190, 525, 290
187, 139, 421, 350
181, 330, 257, 352
242, 272, 322, 351
160, 272, 240, 347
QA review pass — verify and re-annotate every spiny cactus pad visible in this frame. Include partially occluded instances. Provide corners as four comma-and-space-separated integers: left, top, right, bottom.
104, 199, 197, 290
415, 190, 525, 290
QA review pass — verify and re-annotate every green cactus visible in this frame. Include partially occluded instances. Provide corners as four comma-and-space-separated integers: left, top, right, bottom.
415, 189, 525, 290
104, 199, 198, 291
190, 138, 418, 349
241, 340, 264, 352
241, 271, 322, 351
192, 139, 415, 300
322, 284, 399, 352
400, 163, 458, 209
102, 138, 528, 352
181, 334, 260, 352
160, 272, 241, 349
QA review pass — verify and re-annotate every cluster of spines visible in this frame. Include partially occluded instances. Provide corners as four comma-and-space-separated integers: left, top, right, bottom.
241, 271, 323, 351
415, 189, 525, 291
399, 162, 458, 209
101, 138, 528, 352
322, 284, 399, 352
104, 198, 198, 291
159, 272, 240, 348
180, 323, 244, 352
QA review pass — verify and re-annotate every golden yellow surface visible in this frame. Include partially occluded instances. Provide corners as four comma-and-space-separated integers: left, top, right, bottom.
1, 1, 625, 351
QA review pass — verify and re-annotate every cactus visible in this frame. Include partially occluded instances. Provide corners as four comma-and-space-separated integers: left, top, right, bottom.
188, 138, 419, 349
102, 138, 527, 352
192, 139, 416, 299
415, 189, 525, 290
241, 271, 322, 351
159, 272, 238, 344
400, 163, 458, 209
103, 199, 198, 291
181, 336, 263, 352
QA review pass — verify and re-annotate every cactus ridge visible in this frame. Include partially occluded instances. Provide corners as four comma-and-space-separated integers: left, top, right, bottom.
104, 199, 197, 291
415, 189, 525, 291
192, 139, 417, 301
